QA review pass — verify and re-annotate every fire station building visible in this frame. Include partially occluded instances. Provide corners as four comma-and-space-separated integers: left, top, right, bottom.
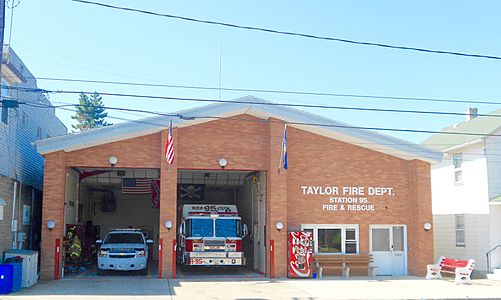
35, 96, 441, 280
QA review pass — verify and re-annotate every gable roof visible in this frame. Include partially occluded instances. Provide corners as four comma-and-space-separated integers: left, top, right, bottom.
35, 96, 441, 163
421, 108, 501, 151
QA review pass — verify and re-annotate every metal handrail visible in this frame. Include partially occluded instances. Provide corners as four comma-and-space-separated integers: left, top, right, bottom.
486, 244, 501, 273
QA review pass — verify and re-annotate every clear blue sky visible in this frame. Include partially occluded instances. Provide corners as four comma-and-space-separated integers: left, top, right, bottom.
7, 0, 501, 143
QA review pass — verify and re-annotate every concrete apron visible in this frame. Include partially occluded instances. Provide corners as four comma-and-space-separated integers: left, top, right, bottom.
3, 276, 501, 300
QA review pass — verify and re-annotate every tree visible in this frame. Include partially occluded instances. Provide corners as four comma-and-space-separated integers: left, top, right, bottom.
71, 92, 111, 131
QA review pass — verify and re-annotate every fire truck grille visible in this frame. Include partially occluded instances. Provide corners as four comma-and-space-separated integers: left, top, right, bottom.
204, 240, 225, 246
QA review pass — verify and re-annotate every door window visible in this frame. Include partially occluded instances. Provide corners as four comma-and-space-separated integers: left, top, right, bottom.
372, 228, 390, 251
392, 226, 404, 251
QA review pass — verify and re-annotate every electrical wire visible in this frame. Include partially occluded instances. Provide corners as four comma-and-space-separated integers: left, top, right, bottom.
29, 76, 501, 106
20, 101, 501, 138
7, 85, 501, 119
72, 0, 501, 61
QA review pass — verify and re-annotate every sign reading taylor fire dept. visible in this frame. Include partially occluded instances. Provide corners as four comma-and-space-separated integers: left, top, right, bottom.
300, 186, 395, 211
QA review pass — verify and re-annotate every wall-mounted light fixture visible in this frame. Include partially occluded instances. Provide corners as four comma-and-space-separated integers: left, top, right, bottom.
164, 220, 173, 230
47, 220, 56, 230
275, 222, 284, 231
218, 158, 228, 169
109, 156, 118, 167
423, 222, 432, 231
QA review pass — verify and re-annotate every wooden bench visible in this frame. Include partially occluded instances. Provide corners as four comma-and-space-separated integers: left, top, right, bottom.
314, 255, 349, 278
426, 256, 476, 284
314, 254, 377, 278
344, 254, 378, 277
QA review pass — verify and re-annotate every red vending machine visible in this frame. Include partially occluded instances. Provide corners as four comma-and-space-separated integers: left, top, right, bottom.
288, 231, 313, 278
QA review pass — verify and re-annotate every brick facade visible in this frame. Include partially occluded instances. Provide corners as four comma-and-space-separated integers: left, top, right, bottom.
40, 114, 433, 279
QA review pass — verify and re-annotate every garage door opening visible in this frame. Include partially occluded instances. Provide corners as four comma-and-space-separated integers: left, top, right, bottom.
176, 170, 266, 278
63, 168, 160, 277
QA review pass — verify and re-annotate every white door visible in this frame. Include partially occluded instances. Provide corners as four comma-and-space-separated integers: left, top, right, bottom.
370, 225, 407, 276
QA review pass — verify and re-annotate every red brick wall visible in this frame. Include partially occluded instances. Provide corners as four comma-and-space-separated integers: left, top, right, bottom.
41, 114, 433, 279
286, 126, 432, 276
177, 115, 268, 170
65, 133, 161, 168
40, 134, 162, 279
40, 151, 67, 279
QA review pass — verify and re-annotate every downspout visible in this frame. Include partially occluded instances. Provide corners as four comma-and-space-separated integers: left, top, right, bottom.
29, 187, 35, 249
17, 181, 22, 249
11, 180, 17, 249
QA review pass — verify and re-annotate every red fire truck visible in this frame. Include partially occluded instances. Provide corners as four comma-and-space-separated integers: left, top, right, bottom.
178, 204, 248, 267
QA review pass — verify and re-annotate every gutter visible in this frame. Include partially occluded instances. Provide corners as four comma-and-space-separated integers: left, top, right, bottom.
441, 138, 483, 153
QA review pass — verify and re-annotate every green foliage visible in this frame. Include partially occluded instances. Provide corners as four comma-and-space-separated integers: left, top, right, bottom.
71, 92, 111, 131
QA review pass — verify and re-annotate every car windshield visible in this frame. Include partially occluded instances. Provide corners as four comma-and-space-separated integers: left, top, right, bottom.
186, 219, 214, 237
215, 219, 241, 237
104, 233, 144, 244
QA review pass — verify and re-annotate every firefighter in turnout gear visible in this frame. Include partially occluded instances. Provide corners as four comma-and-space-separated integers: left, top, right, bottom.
64, 227, 82, 273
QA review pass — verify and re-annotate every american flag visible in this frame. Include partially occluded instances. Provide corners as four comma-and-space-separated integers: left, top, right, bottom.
165, 119, 174, 165
122, 178, 152, 194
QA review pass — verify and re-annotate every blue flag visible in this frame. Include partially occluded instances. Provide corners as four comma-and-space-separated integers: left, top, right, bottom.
282, 125, 288, 170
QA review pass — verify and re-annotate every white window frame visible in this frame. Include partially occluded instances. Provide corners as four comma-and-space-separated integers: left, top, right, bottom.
301, 224, 359, 254
453, 153, 463, 185
455, 214, 465, 247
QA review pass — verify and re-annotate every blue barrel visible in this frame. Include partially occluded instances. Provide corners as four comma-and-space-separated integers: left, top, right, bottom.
0, 264, 13, 294
8, 263, 21, 292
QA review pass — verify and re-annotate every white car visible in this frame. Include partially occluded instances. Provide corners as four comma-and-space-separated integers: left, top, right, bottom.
96, 229, 153, 275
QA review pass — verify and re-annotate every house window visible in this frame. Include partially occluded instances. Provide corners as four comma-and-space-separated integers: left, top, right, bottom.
37, 126, 42, 139
1, 79, 10, 98
453, 153, 463, 184
453, 153, 462, 168
22, 112, 28, 125
301, 224, 359, 254
455, 214, 465, 247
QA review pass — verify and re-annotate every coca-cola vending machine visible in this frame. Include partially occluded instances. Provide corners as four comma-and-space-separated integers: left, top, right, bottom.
288, 231, 313, 278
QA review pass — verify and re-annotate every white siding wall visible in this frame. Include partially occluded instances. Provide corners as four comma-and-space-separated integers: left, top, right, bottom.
433, 214, 490, 272
431, 144, 489, 215
485, 128, 501, 200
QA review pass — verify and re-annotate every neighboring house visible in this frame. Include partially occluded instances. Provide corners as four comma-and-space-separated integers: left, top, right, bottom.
0, 46, 67, 255
422, 108, 501, 279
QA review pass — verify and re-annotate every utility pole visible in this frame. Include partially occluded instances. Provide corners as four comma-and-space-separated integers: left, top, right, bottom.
0, 0, 7, 124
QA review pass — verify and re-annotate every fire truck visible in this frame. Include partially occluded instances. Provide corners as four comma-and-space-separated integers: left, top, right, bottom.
178, 204, 248, 267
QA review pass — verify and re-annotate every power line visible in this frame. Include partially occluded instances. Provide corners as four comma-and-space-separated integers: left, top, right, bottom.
33, 76, 501, 106
72, 0, 501, 61
20, 101, 501, 138
7, 85, 501, 119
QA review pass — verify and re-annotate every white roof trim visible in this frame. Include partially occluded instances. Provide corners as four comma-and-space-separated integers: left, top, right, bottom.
440, 138, 483, 153
35, 96, 441, 163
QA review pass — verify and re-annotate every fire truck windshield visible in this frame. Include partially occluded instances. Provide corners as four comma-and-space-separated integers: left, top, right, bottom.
215, 219, 241, 238
186, 218, 214, 237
